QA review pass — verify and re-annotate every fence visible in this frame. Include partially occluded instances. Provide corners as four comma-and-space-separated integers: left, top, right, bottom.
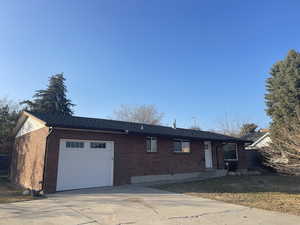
0, 154, 9, 172
245, 149, 263, 169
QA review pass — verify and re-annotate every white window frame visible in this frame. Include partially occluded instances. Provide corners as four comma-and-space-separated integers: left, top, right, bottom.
146, 137, 157, 152
173, 140, 191, 153
65, 141, 85, 149
204, 142, 209, 150
223, 143, 239, 161
90, 142, 106, 149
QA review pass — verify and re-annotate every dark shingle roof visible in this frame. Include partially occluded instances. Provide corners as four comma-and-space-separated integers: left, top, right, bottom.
28, 111, 247, 142
240, 132, 267, 143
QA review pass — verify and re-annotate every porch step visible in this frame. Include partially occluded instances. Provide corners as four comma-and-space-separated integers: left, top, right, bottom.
131, 170, 227, 187
198, 169, 227, 179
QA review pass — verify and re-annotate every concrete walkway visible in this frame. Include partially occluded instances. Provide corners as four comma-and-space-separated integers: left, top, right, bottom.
0, 185, 299, 225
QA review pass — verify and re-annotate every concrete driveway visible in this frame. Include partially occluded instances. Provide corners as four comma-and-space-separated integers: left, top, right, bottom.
0, 185, 299, 225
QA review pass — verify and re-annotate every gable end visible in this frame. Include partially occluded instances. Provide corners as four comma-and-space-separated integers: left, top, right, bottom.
16, 116, 46, 138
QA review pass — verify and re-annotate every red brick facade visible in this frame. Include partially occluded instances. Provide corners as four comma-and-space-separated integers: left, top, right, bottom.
10, 127, 49, 190
11, 127, 247, 193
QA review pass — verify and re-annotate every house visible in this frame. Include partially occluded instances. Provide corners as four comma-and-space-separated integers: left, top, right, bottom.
10, 111, 248, 193
240, 129, 271, 169
241, 129, 271, 150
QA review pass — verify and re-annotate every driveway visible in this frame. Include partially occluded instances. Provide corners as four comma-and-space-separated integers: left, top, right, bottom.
0, 185, 299, 225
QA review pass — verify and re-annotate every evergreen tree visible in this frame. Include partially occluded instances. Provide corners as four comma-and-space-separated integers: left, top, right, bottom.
239, 123, 258, 136
22, 74, 74, 115
0, 100, 19, 153
264, 50, 300, 174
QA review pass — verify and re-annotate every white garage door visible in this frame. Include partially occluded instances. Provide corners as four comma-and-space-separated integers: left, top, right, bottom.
56, 139, 114, 191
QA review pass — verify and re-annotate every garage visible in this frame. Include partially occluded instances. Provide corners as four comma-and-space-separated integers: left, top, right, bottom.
56, 139, 114, 191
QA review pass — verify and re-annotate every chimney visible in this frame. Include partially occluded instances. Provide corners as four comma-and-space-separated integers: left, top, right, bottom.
173, 119, 177, 129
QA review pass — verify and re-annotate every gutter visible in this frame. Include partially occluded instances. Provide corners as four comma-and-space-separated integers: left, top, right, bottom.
52, 127, 245, 143
129, 131, 246, 143
52, 126, 129, 135
41, 127, 54, 193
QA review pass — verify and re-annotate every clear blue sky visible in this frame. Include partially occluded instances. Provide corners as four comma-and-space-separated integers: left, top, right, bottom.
1, 1, 299, 130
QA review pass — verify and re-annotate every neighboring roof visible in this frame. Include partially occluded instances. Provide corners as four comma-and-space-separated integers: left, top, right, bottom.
26, 111, 247, 142
258, 128, 270, 133
240, 132, 268, 143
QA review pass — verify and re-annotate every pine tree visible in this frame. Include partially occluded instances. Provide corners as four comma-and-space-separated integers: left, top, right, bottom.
22, 74, 75, 115
264, 50, 300, 174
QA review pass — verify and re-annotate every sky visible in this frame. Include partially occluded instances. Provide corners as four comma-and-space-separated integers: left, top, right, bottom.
1, 0, 300, 130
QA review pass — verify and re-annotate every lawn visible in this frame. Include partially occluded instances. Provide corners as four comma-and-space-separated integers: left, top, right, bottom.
156, 175, 300, 216
0, 174, 34, 204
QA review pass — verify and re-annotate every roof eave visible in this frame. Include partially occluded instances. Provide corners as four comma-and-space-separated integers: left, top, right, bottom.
250, 132, 270, 147
13, 111, 47, 136
48, 126, 248, 143
50, 125, 128, 134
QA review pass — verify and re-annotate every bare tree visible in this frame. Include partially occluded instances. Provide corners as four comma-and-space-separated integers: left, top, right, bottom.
113, 104, 164, 125
189, 117, 201, 130
189, 126, 201, 131
0, 97, 19, 112
215, 114, 248, 137
260, 114, 300, 175
239, 123, 258, 136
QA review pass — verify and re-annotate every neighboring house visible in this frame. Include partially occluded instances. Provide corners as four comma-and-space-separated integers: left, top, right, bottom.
10, 111, 248, 193
240, 129, 271, 169
242, 129, 271, 150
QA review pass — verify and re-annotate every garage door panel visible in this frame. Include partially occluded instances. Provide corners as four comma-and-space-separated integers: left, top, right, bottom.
56, 139, 114, 191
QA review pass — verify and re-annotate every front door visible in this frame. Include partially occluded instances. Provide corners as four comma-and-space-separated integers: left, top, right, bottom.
204, 141, 213, 168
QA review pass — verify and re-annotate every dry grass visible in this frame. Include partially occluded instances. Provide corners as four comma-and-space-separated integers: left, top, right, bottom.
0, 175, 34, 204
156, 175, 300, 216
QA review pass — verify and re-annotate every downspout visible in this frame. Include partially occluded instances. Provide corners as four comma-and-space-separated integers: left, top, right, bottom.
215, 143, 219, 169
41, 127, 54, 193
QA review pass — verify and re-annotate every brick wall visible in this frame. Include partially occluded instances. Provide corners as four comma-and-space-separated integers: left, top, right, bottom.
11, 127, 247, 193
212, 142, 225, 169
237, 143, 247, 169
44, 129, 211, 193
10, 127, 49, 190
11, 125, 247, 192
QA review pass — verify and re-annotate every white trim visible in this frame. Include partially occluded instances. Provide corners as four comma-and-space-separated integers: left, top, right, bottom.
204, 141, 213, 168
23, 111, 47, 125
13, 111, 47, 136
16, 116, 45, 137
250, 132, 270, 147
111, 141, 114, 186
146, 136, 158, 152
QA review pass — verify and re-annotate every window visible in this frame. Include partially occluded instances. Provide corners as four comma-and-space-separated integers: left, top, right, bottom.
90, 142, 106, 149
146, 137, 157, 152
223, 143, 238, 160
66, 141, 84, 148
173, 140, 190, 153
204, 143, 209, 150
